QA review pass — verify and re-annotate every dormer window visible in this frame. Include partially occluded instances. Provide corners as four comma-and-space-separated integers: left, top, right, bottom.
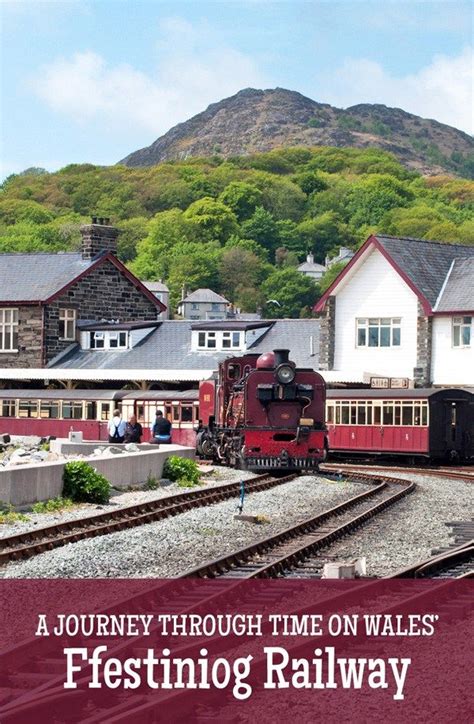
222, 331, 241, 349
89, 330, 128, 350
195, 329, 243, 352
198, 331, 216, 349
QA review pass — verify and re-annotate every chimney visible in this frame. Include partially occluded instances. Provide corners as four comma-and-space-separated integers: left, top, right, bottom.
80, 217, 119, 260
307, 252, 314, 264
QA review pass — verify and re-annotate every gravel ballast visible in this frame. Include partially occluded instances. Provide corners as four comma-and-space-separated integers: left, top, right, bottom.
2, 474, 367, 578
2, 470, 472, 579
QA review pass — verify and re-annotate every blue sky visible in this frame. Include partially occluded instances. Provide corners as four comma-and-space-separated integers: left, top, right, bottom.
1, 0, 472, 179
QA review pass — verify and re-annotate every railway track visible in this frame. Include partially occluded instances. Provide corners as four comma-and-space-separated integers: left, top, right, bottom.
181, 473, 415, 580
0, 472, 297, 566
393, 538, 474, 579
322, 462, 474, 483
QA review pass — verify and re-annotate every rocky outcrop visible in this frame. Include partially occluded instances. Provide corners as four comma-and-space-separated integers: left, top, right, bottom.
120, 88, 473, 176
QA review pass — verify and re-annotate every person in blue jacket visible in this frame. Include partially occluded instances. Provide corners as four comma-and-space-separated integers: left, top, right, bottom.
149, 410, 172, 444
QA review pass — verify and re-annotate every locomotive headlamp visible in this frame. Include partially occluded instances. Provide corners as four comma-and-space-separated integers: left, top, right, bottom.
276, 364, 296, 385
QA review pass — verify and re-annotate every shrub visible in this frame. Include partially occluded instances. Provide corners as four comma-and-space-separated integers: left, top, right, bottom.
163, 456, 201, 487
63, 461, 111, 503
32, 497, 73, 514
0, 502, 29, 524
145, 474, 159, 490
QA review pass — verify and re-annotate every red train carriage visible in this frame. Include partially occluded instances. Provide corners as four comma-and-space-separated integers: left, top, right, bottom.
0, 389, 199, 446
196, 349, 327, 472
326, 388, 474, 462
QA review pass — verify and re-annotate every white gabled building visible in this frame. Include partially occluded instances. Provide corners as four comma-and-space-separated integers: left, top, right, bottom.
314, 235, 474, 387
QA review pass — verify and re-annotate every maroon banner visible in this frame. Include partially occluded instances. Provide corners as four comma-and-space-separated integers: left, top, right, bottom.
0, 579, 472, 723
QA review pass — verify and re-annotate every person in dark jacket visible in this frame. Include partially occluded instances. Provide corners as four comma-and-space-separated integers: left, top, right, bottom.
124, 415, 143, 444
150, 410, 172, 444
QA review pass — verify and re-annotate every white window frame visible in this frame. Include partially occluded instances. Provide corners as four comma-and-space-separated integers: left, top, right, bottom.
222, 331, 241, 349
452, 316, 471, 348
356, 318, 401, 348
0, 308, 19, 352
59, 308, 76, 341
90, 330, 128, 350
197, 331, 217, 349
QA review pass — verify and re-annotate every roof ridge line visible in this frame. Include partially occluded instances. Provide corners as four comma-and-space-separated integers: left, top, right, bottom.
376, 234, 474, 250
433, 259, 455, 311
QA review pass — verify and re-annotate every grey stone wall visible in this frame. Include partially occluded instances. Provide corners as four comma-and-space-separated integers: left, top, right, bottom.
0, 305, 43, 368
44, 259, 159, 362
414, 302, 432, 387
317, 296, 335, 371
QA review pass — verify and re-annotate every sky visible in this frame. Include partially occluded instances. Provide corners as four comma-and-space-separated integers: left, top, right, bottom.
1, 0, 472, 179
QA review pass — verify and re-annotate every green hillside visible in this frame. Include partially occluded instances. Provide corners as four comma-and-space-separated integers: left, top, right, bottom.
1, 147, 473, 317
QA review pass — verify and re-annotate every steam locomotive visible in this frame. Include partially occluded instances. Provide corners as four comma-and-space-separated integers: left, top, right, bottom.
196, 349, 328, 472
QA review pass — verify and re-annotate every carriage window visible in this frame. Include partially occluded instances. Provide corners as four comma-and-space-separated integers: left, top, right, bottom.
136, 404, 145, 422
422, 403, 428, 426
341, 403, 350, 424
62, 402, 83, 419
357, 403, 366, 425
18, 400, 38, 418
40, 401, 60, 419
383, 404, 393, 425
172, 405, 180, 422
413, 403, 421, 426
394, 403, 401, 425
402, 404, 413, 425
1, 400, 16, 417
100, 403, 110, 421
326, 404, 334, 424
181, 405, 193, 422
85, 402, 97, 420
335, 405, 341, 424
357, 318, 401, 347
452, 317, 471, 347
164, 404, 172, 421
373, 405, 381, 425
350, 405, 357, 424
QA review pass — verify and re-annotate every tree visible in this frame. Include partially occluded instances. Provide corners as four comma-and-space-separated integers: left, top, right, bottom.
130, 209, 190, 280
184, 197, 238, 244
261, 268, 318, 318
116, 217, 150, 263
241, 207, 280, 255
224, 234, 269, 261
347, 174, 414, 227
218, 247, 268, 300
297, 212, 354, 263
167, 241, 222, 309
219, 182, 262, 221
293, 171, 328, 196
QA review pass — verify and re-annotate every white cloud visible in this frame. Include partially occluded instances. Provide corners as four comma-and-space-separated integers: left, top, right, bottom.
32, 17, 268, 136
317, 47, 473, 134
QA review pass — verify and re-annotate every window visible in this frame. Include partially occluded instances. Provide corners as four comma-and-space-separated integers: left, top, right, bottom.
181, 405, 193, 422
62, 402, 83, 419
100, 403, 110, 421
90, 331, 128, 350
192, 303, 199, 310
40, 401, 60, 419
0, 308, 19, 352
222, 331, 241, 349
59, 309, 76, 340
327, 399, 428, 427
452, 317, 471, 347
211, 303, 221, 311
356, 318, 401, 347
1, 400, 16, 417
85, 402, 97, 420
109, 332, 128, 349
18, 400, 38, 418
197, 331, 216, 349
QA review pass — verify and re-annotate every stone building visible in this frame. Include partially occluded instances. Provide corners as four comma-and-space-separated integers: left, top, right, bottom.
314, 234, 474, 387
142, 280, 170, 319
0, 219, 165, 368
297, 252, 326, 280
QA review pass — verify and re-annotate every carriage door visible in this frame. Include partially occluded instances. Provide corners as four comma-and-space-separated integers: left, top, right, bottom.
444, 400, 467, 457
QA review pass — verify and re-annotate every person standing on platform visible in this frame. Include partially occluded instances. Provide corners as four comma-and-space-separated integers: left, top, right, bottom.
149, 410, 172, 444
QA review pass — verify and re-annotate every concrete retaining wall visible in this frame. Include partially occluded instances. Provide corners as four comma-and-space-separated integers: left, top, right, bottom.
0, 445, 194, 507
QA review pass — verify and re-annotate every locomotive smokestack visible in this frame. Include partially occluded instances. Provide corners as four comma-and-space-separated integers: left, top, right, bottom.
273, 349, 290, 366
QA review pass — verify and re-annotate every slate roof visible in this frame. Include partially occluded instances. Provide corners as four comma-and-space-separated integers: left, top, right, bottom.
249, 319, 320, 369
298, 260, 326, 272
375, 235, 474, 308
49, 319, 320, 372
142, 281, 169, 293
0, 253, 93, 302
181, 289, 229, 304
435, 258, 474, 312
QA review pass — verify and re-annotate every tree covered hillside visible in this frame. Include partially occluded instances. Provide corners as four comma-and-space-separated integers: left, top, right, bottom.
1, 147, 473, 316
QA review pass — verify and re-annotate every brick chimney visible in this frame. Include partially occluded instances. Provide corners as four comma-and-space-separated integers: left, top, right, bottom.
80, 217, 119, 260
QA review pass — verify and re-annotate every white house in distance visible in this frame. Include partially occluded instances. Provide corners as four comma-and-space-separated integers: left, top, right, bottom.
177, 288, 230, 320
314, 234, 474, 387
297, 252, 326, 280
142, 281, 170, 319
